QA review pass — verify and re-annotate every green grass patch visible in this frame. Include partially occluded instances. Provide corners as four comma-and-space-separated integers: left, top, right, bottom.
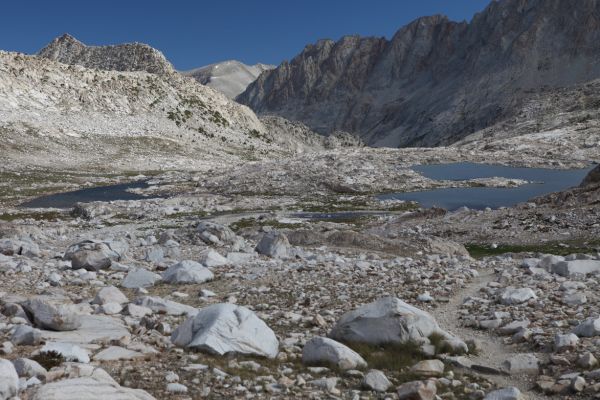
247, 129, 273, 143
466, 240, 600, 259
298, 199, 369, 213
347, 341, 425, 375
262, 220, 304, 229
230, 218, 304, 232
298, 197, 418, 213
200, 353, 300, 380
229, 217, 256, 232
0, 211, 65, 222
155, 224, 181, 230
308, 214, 377, 226
163, 210, 210, 220
385, 202, 419, 212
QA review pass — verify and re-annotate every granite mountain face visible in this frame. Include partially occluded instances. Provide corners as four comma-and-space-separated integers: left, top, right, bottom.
38, 33, 175, 75
238, 0, 600, 147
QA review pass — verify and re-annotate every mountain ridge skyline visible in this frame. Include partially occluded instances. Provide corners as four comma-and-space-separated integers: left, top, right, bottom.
0, 0, 490, 70
238, 0, 600, 147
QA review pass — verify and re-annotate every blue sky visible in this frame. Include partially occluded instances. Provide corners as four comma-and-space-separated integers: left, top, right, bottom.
0, 0, 491, 70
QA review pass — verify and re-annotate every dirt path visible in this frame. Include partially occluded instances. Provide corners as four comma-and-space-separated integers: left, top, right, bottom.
432, 269, 547, 400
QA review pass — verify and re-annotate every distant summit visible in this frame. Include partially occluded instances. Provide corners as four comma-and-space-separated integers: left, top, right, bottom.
184, 60, 274, 99
37, 33, 174, 75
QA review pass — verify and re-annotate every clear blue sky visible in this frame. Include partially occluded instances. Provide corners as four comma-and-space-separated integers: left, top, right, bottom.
1, 0, 492, 70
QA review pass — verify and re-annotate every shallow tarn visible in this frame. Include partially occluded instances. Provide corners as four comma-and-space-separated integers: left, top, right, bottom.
379, 162, 596, 210
19, 181, 154, 209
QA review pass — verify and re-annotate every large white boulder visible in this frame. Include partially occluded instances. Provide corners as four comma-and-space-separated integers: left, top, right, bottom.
134, 296, 197, 316
397, 380, 436, 400
11, 358, 47, 379
554, 333, 579, 351
255, 232, 290, 258
126, 304, 152, 319
22, 298, 82, 331
0, 359, 19, 400
32, 377, 155, 400
93, 346, 144, 361
162, 260, 214, 284
198, 250, 228, 267
41, 315, 130, 345
302, 336, 366, 370
226, 252, 255, 265
573, 317, 600, 337
92, 286, 128, 305
362, 369, 391, 392
10, 325, 42, 345
197, 221, 239, 246
171, 303, 279, 358
64, 239, 127, 271
121, 269, 162, 289
538, 255, 564, 269
0, 254, 16, 271
411, 359, 445, 377
502, 354, 539, 375
329, 297, 463, 347
499, 288, 537, 305
144, 245, 165, 263
484, 387, 524, 400
0, 237, 40, 258
551, 260, 600, 277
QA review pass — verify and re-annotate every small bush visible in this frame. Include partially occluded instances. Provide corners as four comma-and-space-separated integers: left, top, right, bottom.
32, 351, 65, 370
347, 341, 425, 372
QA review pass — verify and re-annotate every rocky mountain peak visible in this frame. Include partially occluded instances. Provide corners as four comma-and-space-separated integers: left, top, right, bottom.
309, 39, 335, 51
54, 33, 82, 45
37, 34, 175, 75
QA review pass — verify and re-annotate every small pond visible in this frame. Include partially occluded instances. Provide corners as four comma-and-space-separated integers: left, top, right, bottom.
20, 181, 154, 209
378, 162, 595, 211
